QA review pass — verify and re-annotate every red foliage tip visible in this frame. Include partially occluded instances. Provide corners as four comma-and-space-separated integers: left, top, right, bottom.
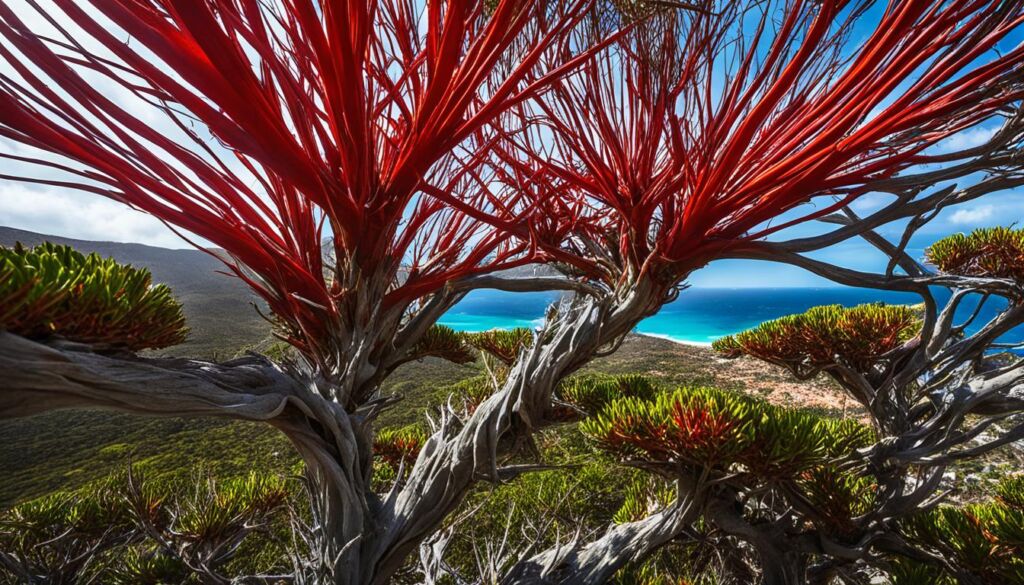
0, 0, 606, 371
503, 0, 1024, 284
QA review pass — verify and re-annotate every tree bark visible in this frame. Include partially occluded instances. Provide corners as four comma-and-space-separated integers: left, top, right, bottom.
0, 333, 383, 584
0, 332, 299, 420
501, 475, 706, 584
371, 280, 667, 580
706, 496, 807, 585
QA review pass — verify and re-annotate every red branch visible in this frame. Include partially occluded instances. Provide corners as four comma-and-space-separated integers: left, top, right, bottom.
508, 0, 1024, 285
0, 0, 603, 368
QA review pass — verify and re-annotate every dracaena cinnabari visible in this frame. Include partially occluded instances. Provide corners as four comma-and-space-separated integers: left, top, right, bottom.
0, 0, 609, 372
501, 0, 1024, 286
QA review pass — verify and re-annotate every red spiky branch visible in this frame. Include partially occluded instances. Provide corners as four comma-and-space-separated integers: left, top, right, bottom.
0, 0, 602, 371
499, 0, 1024, 286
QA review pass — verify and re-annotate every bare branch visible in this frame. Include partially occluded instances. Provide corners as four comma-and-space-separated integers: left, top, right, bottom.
0, 332, 300, 420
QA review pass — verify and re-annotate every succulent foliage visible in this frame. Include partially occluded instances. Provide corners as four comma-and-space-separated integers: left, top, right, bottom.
796, 465, 877, 540
446, 375, 498, 415
374, 426, 428, 472
466, 327, 535, 365
556, 373, 661, 417
900, 476, 1024, 584
0, 243, 187, 350
0, 471, 290, 584
407, 324, 477, 364
582, 385, 873, 479
927, 227, 1024, 283
612, 477, 676, 525
713, 303, 920, 373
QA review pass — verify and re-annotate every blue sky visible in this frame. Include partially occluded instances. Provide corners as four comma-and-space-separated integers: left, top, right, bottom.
691, 3, 1024, 287
690, 185, 1024, 288
0, 1, 1021, 288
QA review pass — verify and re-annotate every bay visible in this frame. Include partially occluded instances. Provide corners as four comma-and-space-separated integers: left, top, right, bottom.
439, 287, 1023, 347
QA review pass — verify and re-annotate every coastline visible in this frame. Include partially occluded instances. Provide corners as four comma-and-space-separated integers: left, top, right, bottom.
634, 331, 715, 348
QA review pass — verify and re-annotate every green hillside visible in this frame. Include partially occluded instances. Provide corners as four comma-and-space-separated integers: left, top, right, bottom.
0, 227, 835, 506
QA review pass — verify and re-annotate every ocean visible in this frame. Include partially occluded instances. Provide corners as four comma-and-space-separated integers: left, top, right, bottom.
439, 287, 1023, 346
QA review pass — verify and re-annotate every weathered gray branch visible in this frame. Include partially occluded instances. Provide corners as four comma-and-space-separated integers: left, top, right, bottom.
761, 108, 1024, 256
502, 477, 704, 584
0, 332, 300, 420
452, 274, 605, 297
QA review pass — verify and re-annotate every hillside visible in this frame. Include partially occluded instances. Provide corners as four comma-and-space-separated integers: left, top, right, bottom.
0, 228, 849, 506
0, 227, 278, 504
0, 226, 269, 357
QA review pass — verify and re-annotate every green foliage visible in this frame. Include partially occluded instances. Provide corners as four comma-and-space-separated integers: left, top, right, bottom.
374, 425, 428, 472
407, 324, 476, 364
437, 371, 662, 422
103, 547, 190, 585
0, 470, 293, 584
903, 505, 1002, 579
926, 226, 1024, 283
582, 386, 873, 479
996, 474, 1024, 509
797, 465, 876, 540
885, 556, 955, 585
375, 351, 481, 429
713, 303, 920, 372
466, 327, 534, 365
443, 375, 497, 414
0, 476, 136, 584
171, 473, 288, 543
0, 412, 297, 508
0, 242, 187, 350
612, 477, 675, 525
556, 373, 661, 417
1, 335, 710, 504
445, 430, 644, 577
2, 479, 130, 542
405, 326, 540, 367
901, 477, 1024, 584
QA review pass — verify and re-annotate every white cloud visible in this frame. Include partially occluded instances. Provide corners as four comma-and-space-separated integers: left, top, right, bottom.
0, 184, 192, 248
937, 126, 999, 153
850, 193, 891, 213
948, 204, 996, 226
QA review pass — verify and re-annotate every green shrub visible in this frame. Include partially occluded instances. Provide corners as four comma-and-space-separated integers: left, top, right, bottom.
374, 426, 428, 472
885, 556, 955, 585
443, 375, 497, 414
926, 227, 1024, 283
902, 477, 1024, 584
407, 324, 476, 364
0, 242, 187, 350
104, 546, 190, 585
996, 474, 1024, 509
0, 470, 293, 584
713, 303, 919, 372
612, 477, 675, 525
556, 373, 661, 417
172, 474, 288, 543
466, 327, 534, 365
446, 450, 641, 576
582, 386, 873, 479
796, 465, 876, 540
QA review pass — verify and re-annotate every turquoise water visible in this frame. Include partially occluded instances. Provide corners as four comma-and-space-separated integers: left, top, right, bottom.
439, 287, 1023, 346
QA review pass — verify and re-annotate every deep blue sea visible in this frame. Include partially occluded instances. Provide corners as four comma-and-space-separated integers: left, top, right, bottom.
439, 287, 1023, 346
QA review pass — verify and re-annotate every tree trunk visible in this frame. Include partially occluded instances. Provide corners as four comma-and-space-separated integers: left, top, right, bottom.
0, 333, 387, 584
502, 475, 706, 584
0, 278, 671, 585
706, 496, 807, 585
370, 281, 667, 581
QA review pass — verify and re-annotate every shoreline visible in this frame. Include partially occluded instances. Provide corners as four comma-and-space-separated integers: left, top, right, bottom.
635, 332, 715, 348
444, 322, 721, 349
